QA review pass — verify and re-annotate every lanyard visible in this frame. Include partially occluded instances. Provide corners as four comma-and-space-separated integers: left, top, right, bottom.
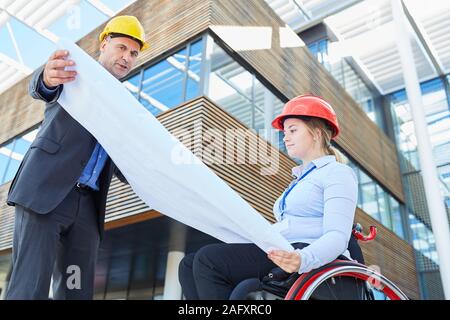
279, 165, 316, 215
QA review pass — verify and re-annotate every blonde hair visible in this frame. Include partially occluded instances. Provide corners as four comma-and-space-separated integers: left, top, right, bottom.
285, 116, 346, 164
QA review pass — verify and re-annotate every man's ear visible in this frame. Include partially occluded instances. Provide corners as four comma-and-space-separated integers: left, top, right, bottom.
99, 39, 108, 53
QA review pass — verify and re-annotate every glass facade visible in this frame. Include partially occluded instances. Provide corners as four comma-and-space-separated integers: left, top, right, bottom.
121, 34, 286, 152
0, 128, 38, 184
306, 39, 410, 241
205, 37, 285, 151
94, 248, 167, 300
307, 39, 382, 129
307, 34, 449, 296
390, 77, 450, 193
123, 39, 203, 116
410, 214, 439, 265
342, 150, 406, 240
389, 77, 450, 266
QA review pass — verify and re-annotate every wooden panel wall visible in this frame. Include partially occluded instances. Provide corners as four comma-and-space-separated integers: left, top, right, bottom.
158, 97, 294, 222
0, 78, 44, 146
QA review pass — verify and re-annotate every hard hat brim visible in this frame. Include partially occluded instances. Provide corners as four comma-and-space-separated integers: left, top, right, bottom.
99, 31, 149, 51
271, 114, 340, 139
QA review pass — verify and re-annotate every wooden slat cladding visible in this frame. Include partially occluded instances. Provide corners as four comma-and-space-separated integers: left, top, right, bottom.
158, 97, 295, 223
0, 77, 43, 147
356, 208, 420, 299
105, 177, 150, 222
208, 0, 404, 202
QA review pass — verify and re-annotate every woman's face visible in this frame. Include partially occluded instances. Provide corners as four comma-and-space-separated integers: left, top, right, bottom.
283, 118, 315, 159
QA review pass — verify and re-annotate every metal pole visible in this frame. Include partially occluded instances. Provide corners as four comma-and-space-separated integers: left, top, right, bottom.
391, 0, 450, 299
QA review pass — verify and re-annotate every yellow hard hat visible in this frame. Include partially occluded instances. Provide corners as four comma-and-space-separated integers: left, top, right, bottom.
99, 15, 149, 51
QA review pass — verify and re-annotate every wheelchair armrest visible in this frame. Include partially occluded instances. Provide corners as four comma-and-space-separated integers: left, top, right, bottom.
264, 267, 291, 282
261, 269, 300, 297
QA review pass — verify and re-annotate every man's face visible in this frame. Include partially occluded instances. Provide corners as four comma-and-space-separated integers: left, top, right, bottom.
98, 36, 140, 79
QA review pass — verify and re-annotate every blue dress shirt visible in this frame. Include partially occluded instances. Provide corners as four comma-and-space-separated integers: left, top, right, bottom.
272, 155, 358, 273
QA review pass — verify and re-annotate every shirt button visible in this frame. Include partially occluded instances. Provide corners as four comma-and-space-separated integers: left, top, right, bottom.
93, 170, 97, 174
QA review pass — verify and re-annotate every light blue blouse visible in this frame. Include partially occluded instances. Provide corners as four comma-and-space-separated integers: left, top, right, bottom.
272, 155, 358, 273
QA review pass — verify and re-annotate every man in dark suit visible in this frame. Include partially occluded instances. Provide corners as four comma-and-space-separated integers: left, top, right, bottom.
5, 15, 149, 300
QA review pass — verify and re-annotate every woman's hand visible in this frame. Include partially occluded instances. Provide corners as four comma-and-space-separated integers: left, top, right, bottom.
267, 249, 302, 273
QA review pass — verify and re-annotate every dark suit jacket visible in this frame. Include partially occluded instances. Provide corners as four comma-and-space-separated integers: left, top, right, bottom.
7, 66, 127, 239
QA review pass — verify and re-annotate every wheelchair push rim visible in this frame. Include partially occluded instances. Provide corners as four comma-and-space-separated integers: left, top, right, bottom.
285, 265, 409, 300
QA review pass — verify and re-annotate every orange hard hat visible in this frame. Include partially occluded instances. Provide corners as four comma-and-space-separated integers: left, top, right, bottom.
271, 94, 340, 139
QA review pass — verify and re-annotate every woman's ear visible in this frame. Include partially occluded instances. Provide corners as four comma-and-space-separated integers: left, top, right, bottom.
314, 128, 322, 142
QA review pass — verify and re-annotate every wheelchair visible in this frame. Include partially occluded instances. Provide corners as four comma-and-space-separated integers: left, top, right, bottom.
230, 224, 409, 300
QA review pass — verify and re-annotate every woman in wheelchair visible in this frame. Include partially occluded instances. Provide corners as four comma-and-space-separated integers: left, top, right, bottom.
179, 95, 408, 300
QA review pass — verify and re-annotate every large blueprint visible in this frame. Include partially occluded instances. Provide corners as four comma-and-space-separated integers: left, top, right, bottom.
57, 39, 293, 253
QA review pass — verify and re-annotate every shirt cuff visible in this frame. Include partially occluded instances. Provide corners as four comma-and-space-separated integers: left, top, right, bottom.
38, 73, 59, 100
295, 248, 314, 274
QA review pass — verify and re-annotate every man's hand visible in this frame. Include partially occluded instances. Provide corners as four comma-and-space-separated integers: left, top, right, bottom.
42, 50, 77, 88
268, 249, 302, 273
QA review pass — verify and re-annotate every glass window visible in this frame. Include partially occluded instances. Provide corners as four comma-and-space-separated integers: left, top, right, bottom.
376, 185, 391, 229
0, 141, 14, 184
342, 60, 360, 102
208, 45, 254, 127
128, 38, 204, 116
124, 71, 142, 100
390, 77, 450, 261
127, 252, 157, 300
335, 145, 407, 239
205, 37, 286, 151
277, 131, 287, 154
409, 214, 439, 265
359, 85, 377, 123
308, 38, 383, 128
390, 78, 450, 176
350, 162, 363, 207
359, 170, 380, 220
0, 128, 37, 185
103, 253, 132, 300
3, 152, 20, 183
185, 39, 203, 101
389, 196, 405, 239
308, 42, 318, 57
308, 39, 329, 69
318, 39, 329, 70
140, 49, 186, 114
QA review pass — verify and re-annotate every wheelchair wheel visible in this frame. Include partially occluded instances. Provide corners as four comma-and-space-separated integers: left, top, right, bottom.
285, 261, 409, 300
